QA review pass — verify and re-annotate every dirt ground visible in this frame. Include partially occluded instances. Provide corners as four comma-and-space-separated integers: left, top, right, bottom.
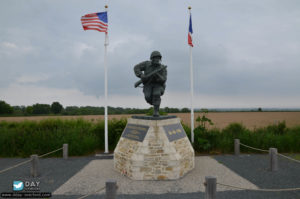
1, 112, 300, 129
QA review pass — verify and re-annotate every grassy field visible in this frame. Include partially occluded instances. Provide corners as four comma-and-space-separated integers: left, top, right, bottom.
1, 115, 300, 157
1, 112, 300, 129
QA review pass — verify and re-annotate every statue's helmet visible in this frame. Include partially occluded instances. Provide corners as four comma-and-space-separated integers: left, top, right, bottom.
150, 51, 162, 60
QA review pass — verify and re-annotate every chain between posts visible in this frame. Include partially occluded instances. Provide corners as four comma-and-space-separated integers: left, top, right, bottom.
38, 147, 63, 158
239, 142, 269, 152
0, 146, 64, 174
217, 182, 300, 192
240, 142, 300, 163
278, 153, 300, 164
0, 159, 32, 174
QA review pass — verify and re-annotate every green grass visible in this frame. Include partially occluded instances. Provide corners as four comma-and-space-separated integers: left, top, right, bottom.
0, 119, 299, 157
0, 118, 126, 157
185, 122, 300, 154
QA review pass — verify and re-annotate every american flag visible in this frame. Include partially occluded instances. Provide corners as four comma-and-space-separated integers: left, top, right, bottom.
188, 13, 193, 47
81, 12, 108, 33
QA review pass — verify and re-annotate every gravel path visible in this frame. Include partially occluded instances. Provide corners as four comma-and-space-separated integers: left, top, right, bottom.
0, 154, 299, 199
214, 154, 300, 189
53, 156, 257, 195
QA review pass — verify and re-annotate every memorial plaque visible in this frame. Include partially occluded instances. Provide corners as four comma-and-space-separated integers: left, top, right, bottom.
122, 124, 149, 142
163, 123, 186, 142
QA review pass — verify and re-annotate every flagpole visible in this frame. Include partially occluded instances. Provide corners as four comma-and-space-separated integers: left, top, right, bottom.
189, 6, 194, 144
104, 5, 109, 153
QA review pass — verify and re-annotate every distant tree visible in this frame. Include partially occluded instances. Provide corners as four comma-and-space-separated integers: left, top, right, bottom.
146, 107, 167, 116
115, 107, 124, 114
51, 102, 63, 114
64, 106, 80, 115
181, 108, 190, 113
164, 107, 170, 113
13, 106, 26, 115
258, 107, 262, 112
81, 106, 103, 115
0, 100, 13, 114
32, 103, 51, 114
25, 106, 33, 115
170, 108, 180, 113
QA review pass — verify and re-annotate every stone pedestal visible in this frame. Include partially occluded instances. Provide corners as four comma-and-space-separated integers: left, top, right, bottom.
114, 116, 195, 180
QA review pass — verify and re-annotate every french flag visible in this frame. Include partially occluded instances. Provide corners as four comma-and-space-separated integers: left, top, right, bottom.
188, 13, 193, 47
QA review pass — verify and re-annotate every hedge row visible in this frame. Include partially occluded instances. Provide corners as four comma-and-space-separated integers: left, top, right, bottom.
0, 119, 299, 157
183, 122, 300, 153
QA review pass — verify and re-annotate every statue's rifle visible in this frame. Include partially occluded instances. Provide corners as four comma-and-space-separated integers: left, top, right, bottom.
134, 65, 167, 88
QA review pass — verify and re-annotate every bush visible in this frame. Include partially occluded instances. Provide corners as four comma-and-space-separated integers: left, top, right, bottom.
222, 123, 247, 137
0, 118, 299, 157
188, 121, 300, 154
266, 121, 286, 135
0, 119, 98, 157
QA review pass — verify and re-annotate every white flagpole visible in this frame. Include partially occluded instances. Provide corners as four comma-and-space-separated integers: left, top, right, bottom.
189, 7, 194, 144
190, 46, 194, 144
104, 5, 109, 153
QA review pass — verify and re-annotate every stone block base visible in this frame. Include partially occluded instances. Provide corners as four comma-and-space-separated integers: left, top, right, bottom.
114, 117, 195, 180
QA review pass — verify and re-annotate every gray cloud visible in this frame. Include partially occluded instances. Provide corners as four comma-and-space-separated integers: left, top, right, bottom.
0, 0, 300, 107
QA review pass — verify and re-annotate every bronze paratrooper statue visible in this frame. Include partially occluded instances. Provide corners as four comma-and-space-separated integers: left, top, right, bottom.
114, 51, 194, 181
134, 51, 167, 117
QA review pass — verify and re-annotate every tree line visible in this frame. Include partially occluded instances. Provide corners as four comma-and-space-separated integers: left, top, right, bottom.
0, 100, 190, 116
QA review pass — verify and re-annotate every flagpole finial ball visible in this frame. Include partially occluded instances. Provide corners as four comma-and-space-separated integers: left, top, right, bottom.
105, 5, 108, 8
188, 6, 191, 10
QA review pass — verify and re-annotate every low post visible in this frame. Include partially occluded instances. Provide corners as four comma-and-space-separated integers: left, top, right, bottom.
234, 139, 240, 156
63, 144, 68, 159
205, 176, 216, 199
106, 179, 117, 199
269, 148, 278, 171
30, 154, 39, 177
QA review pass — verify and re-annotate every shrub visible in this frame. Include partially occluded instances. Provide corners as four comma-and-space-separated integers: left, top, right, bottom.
222, 123, 247, 137
0, 118, 299, 157
0, 119, 98, 157
266, 121, 286, 135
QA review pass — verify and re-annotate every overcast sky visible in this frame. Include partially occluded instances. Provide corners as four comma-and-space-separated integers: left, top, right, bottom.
1, 0, 300, 108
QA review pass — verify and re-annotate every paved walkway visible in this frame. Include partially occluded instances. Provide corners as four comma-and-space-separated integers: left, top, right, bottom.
0, 155, 299, 199
53, 156, 257, 195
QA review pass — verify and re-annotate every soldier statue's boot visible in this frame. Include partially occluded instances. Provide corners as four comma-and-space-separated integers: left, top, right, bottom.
153, 105, 160, 117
